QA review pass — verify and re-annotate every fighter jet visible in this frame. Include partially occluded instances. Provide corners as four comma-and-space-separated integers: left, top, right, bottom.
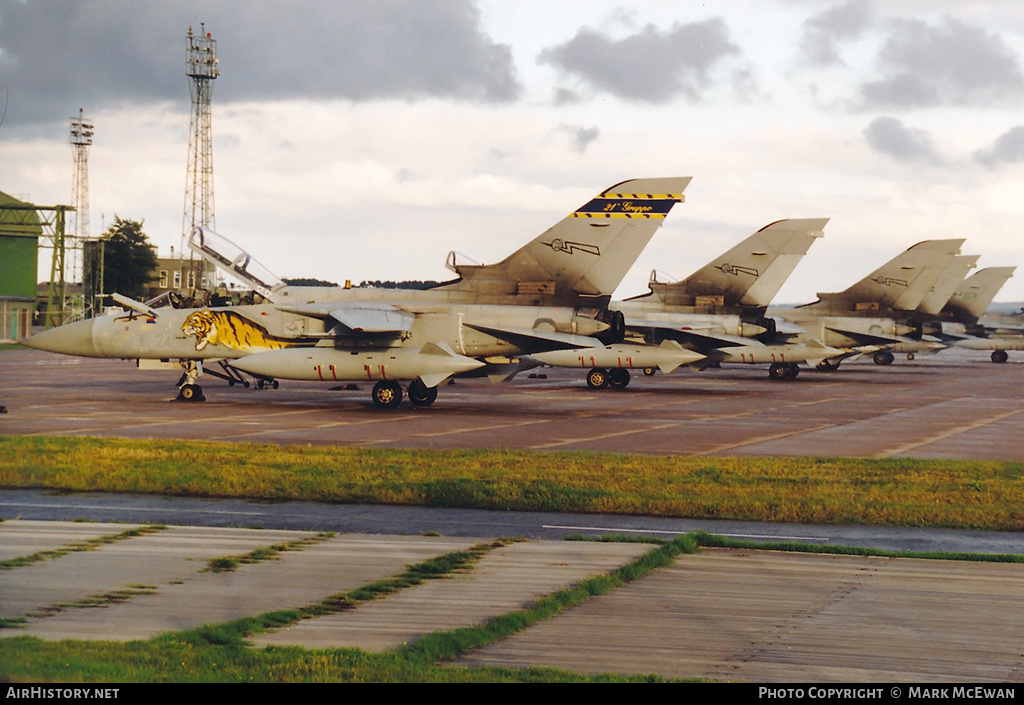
936, 266, 1019, 362
25, 177, 693, 408
768, 238, 965, 370
889, 254, 979, 360
529, 218, 838, 387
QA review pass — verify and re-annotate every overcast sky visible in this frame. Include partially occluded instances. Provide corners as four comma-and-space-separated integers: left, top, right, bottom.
2, 0, 1023, 303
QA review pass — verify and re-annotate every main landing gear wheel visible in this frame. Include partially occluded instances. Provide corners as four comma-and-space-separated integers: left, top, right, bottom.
408, 379, 438, 406
177, 383, 205, 402
608, 368, 631, 389
769, 363, 800, 380
586, 367, 609, 389
371, 380, 403, 409
992, 349, 1009, 363
873, 351, 895, 366
643, 367, 657, 377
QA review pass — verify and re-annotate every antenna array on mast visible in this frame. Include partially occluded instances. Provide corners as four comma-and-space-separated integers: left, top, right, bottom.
183, 23, 219, 254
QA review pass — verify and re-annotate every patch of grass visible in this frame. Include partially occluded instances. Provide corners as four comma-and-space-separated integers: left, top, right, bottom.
0, 524, 168, 571
203, 532, 335, 573
2, 436, 1023, 530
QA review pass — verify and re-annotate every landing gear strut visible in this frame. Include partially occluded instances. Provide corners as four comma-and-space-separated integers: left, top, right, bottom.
176, 361, 206, 402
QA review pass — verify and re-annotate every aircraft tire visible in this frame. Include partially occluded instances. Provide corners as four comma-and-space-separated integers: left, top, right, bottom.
408, 379, 438, 406
816, 359, 839, 372
643, 367, 656, 376
586, 368, 610, 390
992, 350, 1009, 364
873, 351, 895, 366
608, 368, 631, 388
784, 363, 800, 379
178, 384, 205, 402
768, 363, 788, 380
372, 380, 404, 409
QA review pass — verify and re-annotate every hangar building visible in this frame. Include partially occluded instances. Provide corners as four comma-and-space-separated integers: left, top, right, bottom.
0, 190, 41, 342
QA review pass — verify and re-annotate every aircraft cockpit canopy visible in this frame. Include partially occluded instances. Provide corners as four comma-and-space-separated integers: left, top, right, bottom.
188, 226, 283, 301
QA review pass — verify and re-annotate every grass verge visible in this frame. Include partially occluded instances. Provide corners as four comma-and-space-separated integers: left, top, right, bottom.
2, 435, 1023, 530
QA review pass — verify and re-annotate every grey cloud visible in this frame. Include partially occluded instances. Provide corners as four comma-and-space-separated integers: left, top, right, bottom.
858, 17, 1024, 109
799, 0, 876, 68
0, 0, 520, 128
538, 18, 742, 104
863, 116, 942, 164
558, 124, 600, 154
974, 127, 1024, 167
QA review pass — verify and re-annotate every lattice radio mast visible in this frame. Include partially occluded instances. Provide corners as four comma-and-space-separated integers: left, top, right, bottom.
69, 108, 93, 319
183, 23, 219, 256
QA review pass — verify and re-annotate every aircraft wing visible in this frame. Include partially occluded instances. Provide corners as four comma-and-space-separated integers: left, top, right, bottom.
771, 317, 809, 335
821, 323, 907, 347
461, 322, 604, 353
277, 302, 415, 335
655, 328, 761, 350
623, 316, 764, 350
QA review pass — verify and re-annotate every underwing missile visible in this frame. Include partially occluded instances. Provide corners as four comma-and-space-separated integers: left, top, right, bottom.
232, 342, 484, 388
528, 340, 706, 374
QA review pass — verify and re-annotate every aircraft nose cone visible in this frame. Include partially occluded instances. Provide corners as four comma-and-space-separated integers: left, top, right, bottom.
22, 319, 98, 357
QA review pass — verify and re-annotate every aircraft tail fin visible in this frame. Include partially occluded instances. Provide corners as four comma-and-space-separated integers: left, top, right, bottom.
916, 255, 978, 316
804, 239, 964, 313
943, 266, 1016, 322
646, 218, 827, 308
437, 177, 691, 303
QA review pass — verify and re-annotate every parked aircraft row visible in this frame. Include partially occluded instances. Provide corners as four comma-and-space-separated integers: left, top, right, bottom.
25, 176, 1019, 408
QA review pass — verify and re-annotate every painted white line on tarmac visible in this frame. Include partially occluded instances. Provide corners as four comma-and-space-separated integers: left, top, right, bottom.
543, 524, 830, 541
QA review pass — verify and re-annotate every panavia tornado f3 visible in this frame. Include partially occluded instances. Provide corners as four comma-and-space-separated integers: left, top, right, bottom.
25, 178, 694, 408
769, 238, 966, 369
528, 217, 838, 388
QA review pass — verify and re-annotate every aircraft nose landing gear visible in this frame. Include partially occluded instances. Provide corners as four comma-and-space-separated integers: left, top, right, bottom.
176, 360, 206, 402
176, 383, 206, 402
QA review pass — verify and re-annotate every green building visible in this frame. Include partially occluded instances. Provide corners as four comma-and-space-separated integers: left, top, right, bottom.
0, 190, 42, 341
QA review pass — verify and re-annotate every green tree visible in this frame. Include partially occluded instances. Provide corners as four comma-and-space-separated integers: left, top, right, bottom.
101, 216, 158, 300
